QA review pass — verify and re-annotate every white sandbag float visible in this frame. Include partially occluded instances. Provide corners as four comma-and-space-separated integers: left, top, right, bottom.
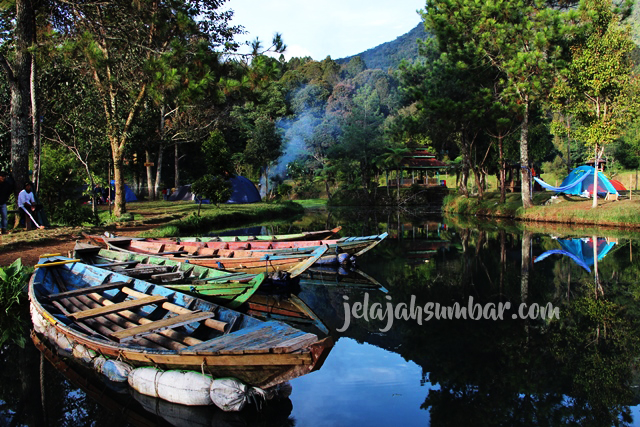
128, 367, 267, 411
129, 367, 215, 406
209, 377, 266, 412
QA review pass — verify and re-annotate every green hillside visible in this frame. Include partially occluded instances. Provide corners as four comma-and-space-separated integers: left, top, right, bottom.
336, 22, 430, 70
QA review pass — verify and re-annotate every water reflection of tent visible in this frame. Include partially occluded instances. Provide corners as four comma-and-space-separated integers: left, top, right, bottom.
533, 166, 620, 197
535, 237, 616, 272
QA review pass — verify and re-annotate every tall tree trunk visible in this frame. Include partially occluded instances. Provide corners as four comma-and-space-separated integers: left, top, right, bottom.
459, 145, 470, 197
145, 149, 154, 201
111, 144, 126, 216
473, 167, 484, 200
592, 145, 600, 209
7, 0, 35, 205
155, 147, 164, 198
520, 98, 533, 209
174, 144, 180, 188
154, 104, 165, 198
31, 52, 41, 192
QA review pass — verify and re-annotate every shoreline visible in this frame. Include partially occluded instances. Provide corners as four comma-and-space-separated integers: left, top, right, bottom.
442, 192, 640, 230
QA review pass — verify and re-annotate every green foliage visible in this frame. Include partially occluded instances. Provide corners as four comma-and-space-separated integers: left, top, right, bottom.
201, 130, 233, 176
336, 23, 429, 71
51, 200, 93, 226
191, 174, 232, 208
276, 183, 293, 200
0, 259, 31, 348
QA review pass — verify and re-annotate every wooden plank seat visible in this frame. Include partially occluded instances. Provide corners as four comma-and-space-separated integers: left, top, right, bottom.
47, 281, 128, 301
150, 271, 185, 282
93, 261, 140, 269
121, 265, 174, 275
191, 273, 254, 284
67, 295, 167, 320
180, 322, 315, 355
156, 250, 189, 256
109, 311, 216, 343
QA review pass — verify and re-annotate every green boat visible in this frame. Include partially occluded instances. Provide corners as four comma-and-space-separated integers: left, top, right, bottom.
169, 226, 342, 243
73, 244, 264, 309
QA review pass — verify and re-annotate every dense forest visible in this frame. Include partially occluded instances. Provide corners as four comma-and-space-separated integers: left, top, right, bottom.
1, 0, 640, 224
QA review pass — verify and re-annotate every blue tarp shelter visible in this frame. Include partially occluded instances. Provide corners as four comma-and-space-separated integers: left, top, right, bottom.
534, 237, 616, 272
534, 166, 618, 197
109, 180, 138, 202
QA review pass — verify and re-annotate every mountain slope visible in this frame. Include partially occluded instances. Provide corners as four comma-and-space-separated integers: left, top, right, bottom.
336, 23, 430, 70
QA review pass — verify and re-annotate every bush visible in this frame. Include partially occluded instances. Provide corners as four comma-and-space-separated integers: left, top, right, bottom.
52, 199, 93, 226
0, 259, 31, 347
192, 175, 233, 209
277, 183, 293, 200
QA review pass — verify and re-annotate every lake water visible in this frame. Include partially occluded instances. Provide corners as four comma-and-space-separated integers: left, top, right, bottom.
3, 208, 640, 426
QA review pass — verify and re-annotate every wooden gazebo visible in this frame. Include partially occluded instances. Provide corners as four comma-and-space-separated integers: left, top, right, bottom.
387, 148, 451, 188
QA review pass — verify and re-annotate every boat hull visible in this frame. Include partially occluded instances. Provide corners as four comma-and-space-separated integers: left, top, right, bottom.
29, 258, 333, 389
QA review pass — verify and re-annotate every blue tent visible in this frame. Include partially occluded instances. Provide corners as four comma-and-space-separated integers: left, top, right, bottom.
109, 180, 138, 202
535, 237, 616, 272
227, 175, 261, 204
534, 166, 618, 197
190, 176, 261, 204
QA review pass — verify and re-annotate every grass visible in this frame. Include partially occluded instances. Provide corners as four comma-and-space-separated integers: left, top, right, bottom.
133, 201, 305, 237
291, 199, 328, 208
444, 191, 640, 228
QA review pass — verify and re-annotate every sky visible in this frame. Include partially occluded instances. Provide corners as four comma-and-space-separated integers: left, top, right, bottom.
223, 0, 427, 61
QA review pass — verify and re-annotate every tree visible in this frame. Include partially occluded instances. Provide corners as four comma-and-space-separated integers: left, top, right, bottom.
243, 117, 284, 199
331, 86, 386, 200
423, 0, 566, 208
0, 0, 36, 201
60, 0, 240, 216
191, 174, 232, 213
555, 0, 638, 207
201, 129, 233, 176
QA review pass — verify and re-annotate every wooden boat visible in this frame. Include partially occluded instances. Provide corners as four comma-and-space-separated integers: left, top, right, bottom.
29, 255, 333, 390
135, 232, 388, 256
74, 245, 328, 334
95, 233, 387, 269
170, 226, 342, 243
84, 226, 342, 246
103, 240, 330, 276
74, 244, 267, 309
88, 232, 387, 259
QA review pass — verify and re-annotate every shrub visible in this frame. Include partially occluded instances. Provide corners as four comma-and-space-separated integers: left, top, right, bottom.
52, 199, 93, 226
192, 175, 233, 211
0, 259, 31, 347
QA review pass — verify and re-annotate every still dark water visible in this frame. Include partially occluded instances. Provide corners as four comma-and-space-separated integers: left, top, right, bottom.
3, 207, 640, 426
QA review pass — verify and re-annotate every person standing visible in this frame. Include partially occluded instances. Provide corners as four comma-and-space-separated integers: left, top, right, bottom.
18, 182, 43, 230
0, 171, 14, 235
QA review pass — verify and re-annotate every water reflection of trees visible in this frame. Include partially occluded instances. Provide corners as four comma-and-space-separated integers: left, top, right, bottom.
358, 226, 640, 426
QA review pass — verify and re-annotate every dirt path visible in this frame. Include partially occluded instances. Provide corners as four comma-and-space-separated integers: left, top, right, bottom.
0, 225, 157, 268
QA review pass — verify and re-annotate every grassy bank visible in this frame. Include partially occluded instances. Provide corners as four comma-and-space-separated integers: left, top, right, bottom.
129, 201, 305, 237
443, 192, 640, 228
